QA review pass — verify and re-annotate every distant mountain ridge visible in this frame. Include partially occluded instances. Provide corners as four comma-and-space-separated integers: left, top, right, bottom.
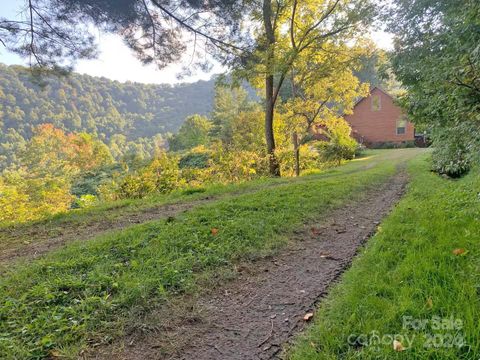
0, 63, 226, 168
0, 63, 217, 138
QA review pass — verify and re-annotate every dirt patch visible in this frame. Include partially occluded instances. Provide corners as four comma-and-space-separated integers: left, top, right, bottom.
90, 171, 408, 360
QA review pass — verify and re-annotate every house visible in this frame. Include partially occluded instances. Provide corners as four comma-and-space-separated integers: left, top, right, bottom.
344, 87, 415, 146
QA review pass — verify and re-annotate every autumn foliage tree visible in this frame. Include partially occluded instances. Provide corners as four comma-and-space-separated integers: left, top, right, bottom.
2, 0, 375, 176
22, 124, 113, 178
239, 0, 374, 175
281, 42, 370, 174
0, 124, 114, 224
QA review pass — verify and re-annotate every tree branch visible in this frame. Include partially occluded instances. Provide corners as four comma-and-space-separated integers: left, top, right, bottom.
28, 0, 41, 66
150, 0, 244, 53
142, 0, 157, 58
297, 0, 341, 49
290, 0, 297, 51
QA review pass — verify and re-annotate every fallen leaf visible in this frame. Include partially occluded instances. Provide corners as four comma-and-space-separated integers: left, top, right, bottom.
211, 228, 219, 236
426, 297, 433, 309
452, 248, 467, 256
49, 350, 62, 358
393, 340, 405, 352
310, 227, 320, 236
303, 312, 314, 321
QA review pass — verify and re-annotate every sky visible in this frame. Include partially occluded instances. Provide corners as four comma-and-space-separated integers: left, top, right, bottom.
0, 1, 394, 85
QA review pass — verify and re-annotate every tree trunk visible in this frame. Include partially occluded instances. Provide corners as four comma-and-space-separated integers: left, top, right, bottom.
263, 0, 281, 176
265, 74, 280, 176
292, 132, 300, 176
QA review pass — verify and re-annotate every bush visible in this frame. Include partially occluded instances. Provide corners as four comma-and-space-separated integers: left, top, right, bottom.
355, 143, 366, 157
178, 148, 211, 169
369, 140, 415, 149
316, 118, 358, 165
147, 154, 180, 193
117, 173, 157, 199
277, 144, 320, 176
0, 171, 73, 225
71, 164, 123, 197
431, 144, 470, 178
0, 177, 31, 225
206, 144, 270, 183
103, 152, 180, 200
430, 128, 471, 178
72, 194, 98, 209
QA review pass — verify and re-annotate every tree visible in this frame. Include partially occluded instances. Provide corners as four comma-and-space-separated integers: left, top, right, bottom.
316, 117, 359, 165
169, 114, 212, 151
240, 0, 374, 175
2, 0, 374, 177
281, 42, 369, 174
210, 84, 258, 146
230, 106, 265, 152
0, 64, 217, 171
386, 0, 480, 175
22, 124, 113, 178
0, 0, 246, 71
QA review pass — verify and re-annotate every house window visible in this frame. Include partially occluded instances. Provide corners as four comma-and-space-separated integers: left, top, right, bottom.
371, 95, 381, 111
396, 119, 407, 135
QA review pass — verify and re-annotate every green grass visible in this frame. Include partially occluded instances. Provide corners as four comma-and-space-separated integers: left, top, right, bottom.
0, 149, 421, 359
0, 149, 409, 256
288, 155, 480, 359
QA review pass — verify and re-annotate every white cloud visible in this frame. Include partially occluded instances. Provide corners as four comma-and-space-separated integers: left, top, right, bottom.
74, 33, 223, 84
0, 5, 394, 85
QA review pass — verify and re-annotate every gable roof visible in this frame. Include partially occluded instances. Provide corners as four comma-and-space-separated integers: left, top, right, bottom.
353, 86, 394, 108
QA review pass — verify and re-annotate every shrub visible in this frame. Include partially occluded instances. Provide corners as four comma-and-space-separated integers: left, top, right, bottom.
97, 180, 120, 202
429, 128, 472, 178
431, 143, 470, 178
178, 148, 211, 169
316, 118, 358, 164
0, 172, 73, 225
72, 194, 97, 209
277, 144, 320, 177
207, 144, 270, 183
146, 154, 180, 193
370, 140, 415, 149
106, 153, 180, 200
0, 178, 31, 225
71, 164, 123, 197
355, 143, 366, 157
117, 173, 157, 199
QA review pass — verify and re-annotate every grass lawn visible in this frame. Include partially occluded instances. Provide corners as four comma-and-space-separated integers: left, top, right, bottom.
0, 149, 420, 358
288, 155, 480, 359
0, 149, 411, 258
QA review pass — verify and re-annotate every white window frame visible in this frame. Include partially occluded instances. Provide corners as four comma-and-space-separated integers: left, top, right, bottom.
396, 119, 407, 135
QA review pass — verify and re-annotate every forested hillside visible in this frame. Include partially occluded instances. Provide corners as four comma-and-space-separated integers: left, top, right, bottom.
0, 64, 217, 168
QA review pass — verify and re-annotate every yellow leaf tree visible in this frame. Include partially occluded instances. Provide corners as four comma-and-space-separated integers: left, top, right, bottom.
281, 42, 372, 174
241, 0, 375, 175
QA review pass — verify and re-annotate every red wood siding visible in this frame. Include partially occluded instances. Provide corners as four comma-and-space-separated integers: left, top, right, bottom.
344, 88, 415, 144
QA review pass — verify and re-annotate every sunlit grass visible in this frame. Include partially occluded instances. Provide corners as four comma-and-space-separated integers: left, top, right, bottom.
0, 149, 421, 358
288, 155, 480, 359
0, 149, 418, 253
